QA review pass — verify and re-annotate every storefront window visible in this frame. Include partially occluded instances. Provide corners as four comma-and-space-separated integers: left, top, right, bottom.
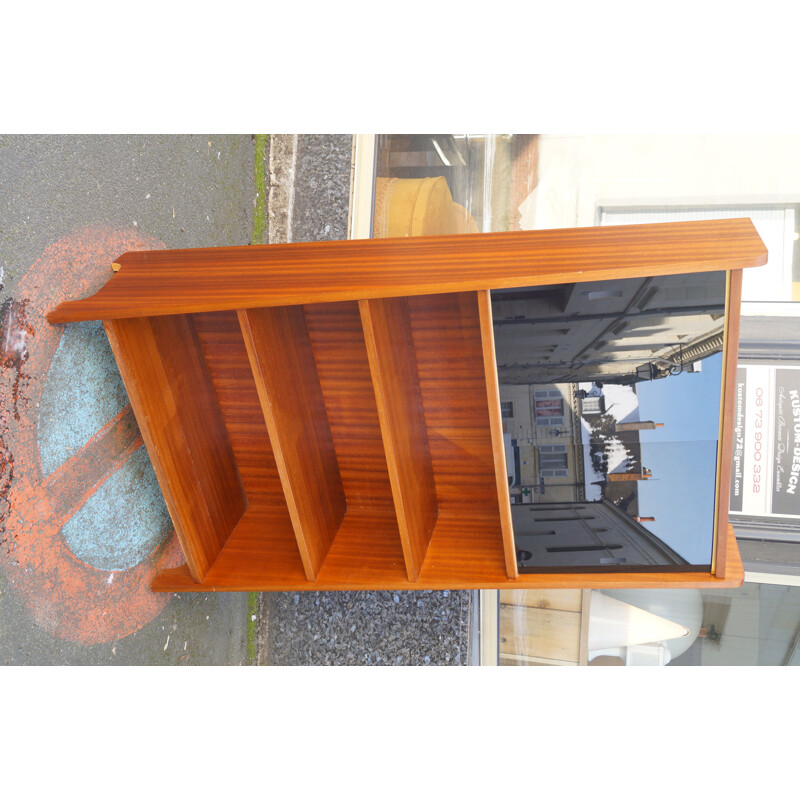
499, 582, 800, 666
672, 582, 800, 666
372, 135, 537, 236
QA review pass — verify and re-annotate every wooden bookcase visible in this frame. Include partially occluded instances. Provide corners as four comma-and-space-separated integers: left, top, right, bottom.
47, 219, 767, 592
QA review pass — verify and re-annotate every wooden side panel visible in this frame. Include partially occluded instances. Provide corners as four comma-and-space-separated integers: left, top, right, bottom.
49, 219, 768, 322
714, 269, 743, 578
104, 315, 246, 581
721, 523, 744, 585
150, 514, 745, 591
359, 297, 438, 581
477, 290, 518, 578
238, 306, 346, 580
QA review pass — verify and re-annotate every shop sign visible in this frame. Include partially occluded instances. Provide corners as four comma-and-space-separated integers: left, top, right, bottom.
730, 365, 800, 518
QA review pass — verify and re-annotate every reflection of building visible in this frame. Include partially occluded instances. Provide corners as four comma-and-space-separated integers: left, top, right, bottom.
492, 271, 726, 385
513, 499, 688, 570
500, 378, 656, 527
499, 381, 585, 504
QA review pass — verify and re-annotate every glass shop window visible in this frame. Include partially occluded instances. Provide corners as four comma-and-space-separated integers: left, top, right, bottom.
533, 392, 564, 426
538, 445, 568, 477
372, 134, 538, 236
499, 581, 800, 666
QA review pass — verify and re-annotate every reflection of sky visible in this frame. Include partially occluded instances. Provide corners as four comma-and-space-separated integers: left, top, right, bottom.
635, 352, 722, 563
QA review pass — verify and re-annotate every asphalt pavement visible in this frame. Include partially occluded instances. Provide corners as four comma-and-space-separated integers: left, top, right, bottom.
1, 134, 254, 664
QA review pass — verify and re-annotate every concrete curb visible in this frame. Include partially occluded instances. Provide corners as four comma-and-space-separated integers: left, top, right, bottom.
267, 134, 298, 244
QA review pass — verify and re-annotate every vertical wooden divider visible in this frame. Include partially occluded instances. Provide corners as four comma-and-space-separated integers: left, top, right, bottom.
104, 315, 247, 582
359, 297, 438, 581
712, 269, 743, 579
238, 306, 346, 581
476, 290, 518, 578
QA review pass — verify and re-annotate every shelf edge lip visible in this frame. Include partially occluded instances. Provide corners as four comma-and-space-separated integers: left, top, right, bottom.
149, 571, 746, 592
46, 219, 768, 323
47, 261, 766, 323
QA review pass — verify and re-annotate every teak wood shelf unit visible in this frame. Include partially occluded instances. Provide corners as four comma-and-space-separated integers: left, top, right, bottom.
48, 219, 768, 592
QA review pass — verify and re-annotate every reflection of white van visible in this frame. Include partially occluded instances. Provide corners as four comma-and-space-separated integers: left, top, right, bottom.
503, 433, 517, 487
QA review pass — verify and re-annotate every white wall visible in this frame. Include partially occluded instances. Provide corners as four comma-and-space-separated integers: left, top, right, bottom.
523, 134, 800, 230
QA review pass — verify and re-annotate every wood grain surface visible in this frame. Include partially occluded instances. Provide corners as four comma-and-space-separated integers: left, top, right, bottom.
151, 295, 747, 591
151, 520, 744, 591
49, 219, 767, 322
713, 269, 743, 578
150, 294, 522, 589
239, 306, 346, 580
360, 297, 438, 581
477, 289, 518, 578
104, 314, 247, 581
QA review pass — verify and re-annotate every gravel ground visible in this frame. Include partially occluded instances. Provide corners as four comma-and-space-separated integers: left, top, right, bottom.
261, 590, 472, 666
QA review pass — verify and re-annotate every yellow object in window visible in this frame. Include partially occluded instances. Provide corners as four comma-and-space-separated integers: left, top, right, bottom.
373, 177, 478, 238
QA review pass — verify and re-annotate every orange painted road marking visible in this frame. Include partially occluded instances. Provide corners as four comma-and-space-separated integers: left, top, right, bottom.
1, 227, 184, 644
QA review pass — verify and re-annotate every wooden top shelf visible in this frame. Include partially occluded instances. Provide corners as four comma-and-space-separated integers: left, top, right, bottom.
48, 219, 767, 323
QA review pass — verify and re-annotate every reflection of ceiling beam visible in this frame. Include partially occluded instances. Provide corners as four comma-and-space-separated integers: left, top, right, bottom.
498, 353, 699, 370
660, 333, 724, 365
491, 303, 726, 326
497, 328, 725, 383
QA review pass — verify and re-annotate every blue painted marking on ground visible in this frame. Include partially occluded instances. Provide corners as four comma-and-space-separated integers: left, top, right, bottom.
61, 446, 172, 570
38, 322, 128, 475
38, 321, 172, 571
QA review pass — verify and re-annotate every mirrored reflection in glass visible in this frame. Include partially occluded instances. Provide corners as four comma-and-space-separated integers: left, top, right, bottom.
493, 271, 728, 569
669, 582, 800, 666
499, 583, 800, 666
373, 134, 536, 237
